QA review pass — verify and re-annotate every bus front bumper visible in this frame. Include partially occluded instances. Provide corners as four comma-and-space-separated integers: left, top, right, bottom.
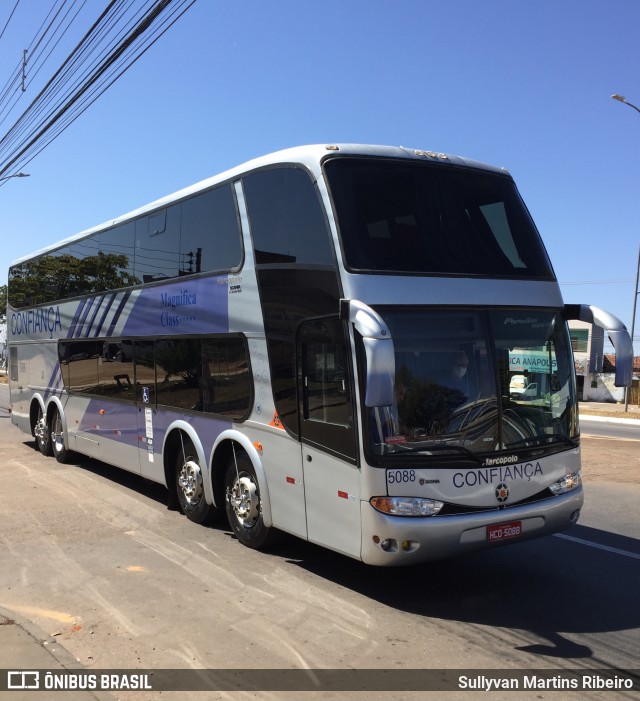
360, 487, 583, 566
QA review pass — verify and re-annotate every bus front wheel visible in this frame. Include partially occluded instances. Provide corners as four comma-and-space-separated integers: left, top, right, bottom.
225, 451, 279, 550
175, 437, 215, 524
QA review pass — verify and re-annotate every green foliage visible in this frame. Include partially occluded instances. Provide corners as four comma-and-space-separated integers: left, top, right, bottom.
0, 284, 6, 322
9, 252, 140, 307
156, 339, 201, 386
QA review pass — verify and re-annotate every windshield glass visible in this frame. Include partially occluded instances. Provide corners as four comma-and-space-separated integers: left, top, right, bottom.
324, 157, 554, 278
366, 309, 578, 459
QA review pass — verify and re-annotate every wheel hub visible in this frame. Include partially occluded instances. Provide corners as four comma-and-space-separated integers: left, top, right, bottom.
178, 460, 203, 505
229, 474, 260, 527
52, 422, 64, 453
34, 417, 46, 443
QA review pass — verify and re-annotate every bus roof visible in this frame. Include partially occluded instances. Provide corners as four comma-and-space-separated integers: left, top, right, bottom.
9, 144, 509, 267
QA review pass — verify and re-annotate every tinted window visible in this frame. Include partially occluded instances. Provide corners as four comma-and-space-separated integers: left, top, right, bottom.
9, 246, 97, 307
134, 341, 156, 404
243, 167, 340, 435
9, 260, 39, 307
58, 336, 252, 421
64, 340, 102, 394
155, 338, 202, 410
297, 317, 356, 460
99, 223, 138, 288
244, 167, 334, 266
325, 158, 555, 278
181, 185, 242, 274
9, 184, 242, 308
135, 207, 181, 283
99, 341, 135, 399
202, 337, 252, 418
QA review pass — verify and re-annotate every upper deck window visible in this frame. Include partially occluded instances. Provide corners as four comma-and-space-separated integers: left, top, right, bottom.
324, 158, 555, 278
8, 182, 242, 308
243, 166, 334, 266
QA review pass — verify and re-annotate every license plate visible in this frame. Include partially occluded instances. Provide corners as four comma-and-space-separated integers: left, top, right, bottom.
487, 521, 522, 542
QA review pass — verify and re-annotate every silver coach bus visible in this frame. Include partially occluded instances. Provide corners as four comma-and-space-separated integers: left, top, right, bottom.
7, 144, 633, 565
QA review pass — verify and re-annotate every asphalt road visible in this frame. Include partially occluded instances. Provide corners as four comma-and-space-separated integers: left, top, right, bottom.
0, 382, 639, 701
580, 414, 640, 441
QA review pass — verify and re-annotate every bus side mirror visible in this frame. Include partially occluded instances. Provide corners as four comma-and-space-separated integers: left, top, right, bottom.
340, 299, 395, 407
563, 304, 633, 387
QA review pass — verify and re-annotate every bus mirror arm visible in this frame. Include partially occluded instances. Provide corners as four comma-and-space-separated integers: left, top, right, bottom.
563, 304, 633, 387
340, 299, 395, 407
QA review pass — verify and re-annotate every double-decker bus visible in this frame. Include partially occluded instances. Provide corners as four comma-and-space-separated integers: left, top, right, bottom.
7, 144, 633, 565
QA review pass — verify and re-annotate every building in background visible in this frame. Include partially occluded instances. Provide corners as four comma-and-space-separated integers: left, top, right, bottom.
569, 320, 639, 403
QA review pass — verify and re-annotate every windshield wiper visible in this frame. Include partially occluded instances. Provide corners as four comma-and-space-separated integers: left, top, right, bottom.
397, 443, 484, 464
505, 434, 579, 450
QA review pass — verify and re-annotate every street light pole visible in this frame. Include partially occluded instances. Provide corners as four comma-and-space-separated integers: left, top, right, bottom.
611, 94, 640, 410
611, 93, 640, 115
0, 171, 30, 182
626, 245, 640, 411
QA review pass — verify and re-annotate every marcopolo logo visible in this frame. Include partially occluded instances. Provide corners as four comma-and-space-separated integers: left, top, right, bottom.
484, 454, 519, 467
503, 316, 549, 329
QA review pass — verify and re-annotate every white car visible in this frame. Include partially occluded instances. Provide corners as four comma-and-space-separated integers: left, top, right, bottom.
510, 382, 538, 401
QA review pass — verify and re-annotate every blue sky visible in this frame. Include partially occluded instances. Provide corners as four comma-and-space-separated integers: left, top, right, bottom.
1, 0, 639, 352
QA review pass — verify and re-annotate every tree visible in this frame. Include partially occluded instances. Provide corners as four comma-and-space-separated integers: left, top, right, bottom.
0, 284, 7, 323
8, 253, 140, 307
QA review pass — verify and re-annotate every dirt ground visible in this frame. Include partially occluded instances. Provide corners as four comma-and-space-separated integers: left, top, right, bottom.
580, 435, 640, 484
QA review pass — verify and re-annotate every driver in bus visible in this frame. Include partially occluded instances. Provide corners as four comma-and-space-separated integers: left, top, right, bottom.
447, 350, 469, 394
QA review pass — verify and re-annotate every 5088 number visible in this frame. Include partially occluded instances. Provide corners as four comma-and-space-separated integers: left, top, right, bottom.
387, 469, 416, 484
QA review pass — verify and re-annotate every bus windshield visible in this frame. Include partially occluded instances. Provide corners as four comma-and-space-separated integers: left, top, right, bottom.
325, 157, 555, 278
366, 309, 578, 459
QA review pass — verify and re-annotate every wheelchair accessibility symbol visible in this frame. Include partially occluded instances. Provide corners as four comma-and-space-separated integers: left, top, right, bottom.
142, 386, 150, 404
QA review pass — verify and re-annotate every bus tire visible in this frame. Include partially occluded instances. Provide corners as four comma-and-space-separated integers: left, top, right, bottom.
225, 450, 280, 550
35, 405, 53, 457
175, 436, 215, 524
51, 408, 70, 464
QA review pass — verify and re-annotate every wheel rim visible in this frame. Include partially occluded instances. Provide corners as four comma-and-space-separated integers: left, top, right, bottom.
178, 459, 203, 506
52, 413, 64, 454
228, 472, 260, 528
34, 413, 46, 445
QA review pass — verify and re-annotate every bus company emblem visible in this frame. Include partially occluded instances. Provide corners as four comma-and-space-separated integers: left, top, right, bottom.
495, 483, 509, 503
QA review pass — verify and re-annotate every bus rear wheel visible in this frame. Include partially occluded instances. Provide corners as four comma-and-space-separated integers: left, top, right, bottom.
35, 405, 53, 457
225, 450, 280, 550
175, 437, 215, 524
51, 408, 69, 464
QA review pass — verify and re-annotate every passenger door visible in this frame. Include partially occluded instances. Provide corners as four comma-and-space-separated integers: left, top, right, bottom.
297, 317, 361, 559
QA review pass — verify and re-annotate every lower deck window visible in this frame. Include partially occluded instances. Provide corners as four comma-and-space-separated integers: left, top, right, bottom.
59, 335, 252, 420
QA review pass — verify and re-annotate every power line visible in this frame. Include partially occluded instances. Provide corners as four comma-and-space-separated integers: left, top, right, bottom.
0, 0, 21, 43
12, 0, 196, 177
0, 0, 196, 181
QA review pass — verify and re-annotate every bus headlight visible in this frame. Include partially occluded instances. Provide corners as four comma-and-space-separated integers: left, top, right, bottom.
370, 496, 444, 517
549, 470, 582, 495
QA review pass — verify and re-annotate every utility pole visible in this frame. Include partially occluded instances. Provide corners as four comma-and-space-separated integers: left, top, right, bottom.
611, 94, 640, 410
